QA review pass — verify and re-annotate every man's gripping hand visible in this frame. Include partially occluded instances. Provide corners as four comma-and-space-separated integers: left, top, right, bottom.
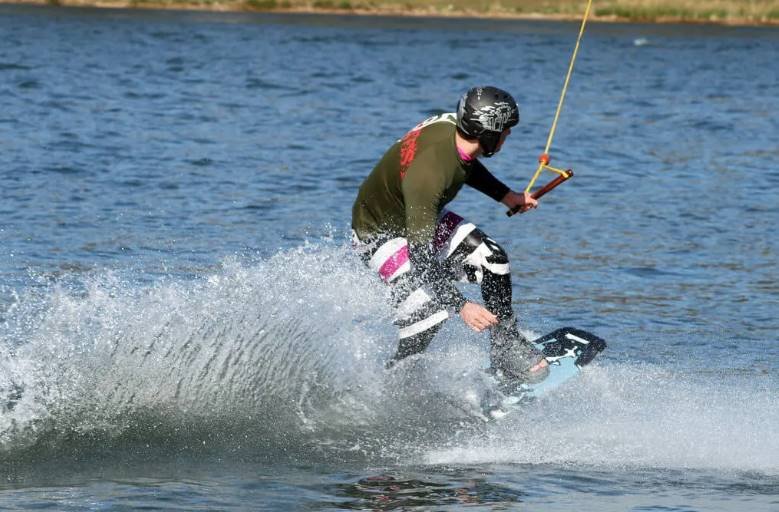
460, 302, 498, 332
501, 190, 538, 214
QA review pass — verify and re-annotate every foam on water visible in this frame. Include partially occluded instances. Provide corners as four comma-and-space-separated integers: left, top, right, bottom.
0, 242, 489, 462
0, 243, 382, 457
426, 364, 779, 474
1, 242, 777, 474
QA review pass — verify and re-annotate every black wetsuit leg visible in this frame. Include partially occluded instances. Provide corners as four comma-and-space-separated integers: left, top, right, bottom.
443, 228, 545, 380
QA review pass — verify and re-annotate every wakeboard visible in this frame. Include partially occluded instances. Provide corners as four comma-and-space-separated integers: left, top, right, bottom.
485, 327, 606, 420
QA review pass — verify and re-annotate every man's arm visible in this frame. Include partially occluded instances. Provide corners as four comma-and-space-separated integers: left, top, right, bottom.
467, 160, 538, 212
465, 160, 510, 201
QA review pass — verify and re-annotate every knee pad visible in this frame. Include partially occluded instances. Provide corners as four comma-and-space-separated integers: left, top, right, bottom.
461, 231, 511, 280
481, 235, 509, 267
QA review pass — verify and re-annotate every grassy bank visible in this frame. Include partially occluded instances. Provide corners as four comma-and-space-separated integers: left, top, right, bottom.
6, 0, 779, 25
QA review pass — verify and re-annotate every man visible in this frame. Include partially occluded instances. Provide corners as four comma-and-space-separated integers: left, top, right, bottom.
351, 86, 548, 382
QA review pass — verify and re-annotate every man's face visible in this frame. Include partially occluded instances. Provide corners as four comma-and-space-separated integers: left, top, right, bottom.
495, 128, 512, 153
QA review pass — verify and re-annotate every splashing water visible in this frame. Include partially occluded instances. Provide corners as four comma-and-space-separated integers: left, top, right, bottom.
1, 243, 385, 458
426, 364, 779, 473
0, 242, 498, 463
1, 242, 777, 475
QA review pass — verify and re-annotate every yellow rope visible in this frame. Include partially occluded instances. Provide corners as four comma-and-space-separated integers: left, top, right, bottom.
525, 0, 594, 194
541, 164, 572, 177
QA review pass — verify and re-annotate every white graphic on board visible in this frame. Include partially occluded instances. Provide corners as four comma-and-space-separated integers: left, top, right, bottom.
545, 346, 579, 364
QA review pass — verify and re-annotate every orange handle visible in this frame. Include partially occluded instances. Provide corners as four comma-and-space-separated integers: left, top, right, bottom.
506, 170, 573, 217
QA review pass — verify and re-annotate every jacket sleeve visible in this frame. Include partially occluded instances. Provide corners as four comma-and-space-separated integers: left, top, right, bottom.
401, 157, 467, 312
465, 159, 510, 202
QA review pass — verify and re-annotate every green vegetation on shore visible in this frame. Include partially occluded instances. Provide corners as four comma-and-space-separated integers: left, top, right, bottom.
8, 0, 779, 24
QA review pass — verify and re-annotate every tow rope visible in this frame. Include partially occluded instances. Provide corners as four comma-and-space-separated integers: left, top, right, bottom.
507, 0, 594, 216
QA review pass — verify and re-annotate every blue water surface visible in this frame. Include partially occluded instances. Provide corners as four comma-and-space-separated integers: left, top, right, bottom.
0, 5, 777, 511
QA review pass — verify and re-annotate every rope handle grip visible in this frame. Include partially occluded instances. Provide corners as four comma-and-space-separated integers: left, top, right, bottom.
506, 169, 573, 217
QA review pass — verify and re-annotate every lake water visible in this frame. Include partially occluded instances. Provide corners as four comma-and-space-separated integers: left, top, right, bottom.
0, 5, 777, 510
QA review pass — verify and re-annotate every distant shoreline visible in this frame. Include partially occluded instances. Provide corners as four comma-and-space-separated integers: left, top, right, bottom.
3, 0, 779, 26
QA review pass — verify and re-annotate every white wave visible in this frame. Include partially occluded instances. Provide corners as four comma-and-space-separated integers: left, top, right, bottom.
4, 242, 776, 473
425, 364, 779, 474
0, 242, 497, 460
0, 243, 399, 454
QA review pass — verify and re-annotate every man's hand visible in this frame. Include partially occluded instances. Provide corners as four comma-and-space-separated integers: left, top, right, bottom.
501, 190, 538, 214
459, 302, 498, 332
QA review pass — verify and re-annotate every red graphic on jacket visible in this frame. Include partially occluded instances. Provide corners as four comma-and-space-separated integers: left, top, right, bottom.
399, 129, 421, 181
